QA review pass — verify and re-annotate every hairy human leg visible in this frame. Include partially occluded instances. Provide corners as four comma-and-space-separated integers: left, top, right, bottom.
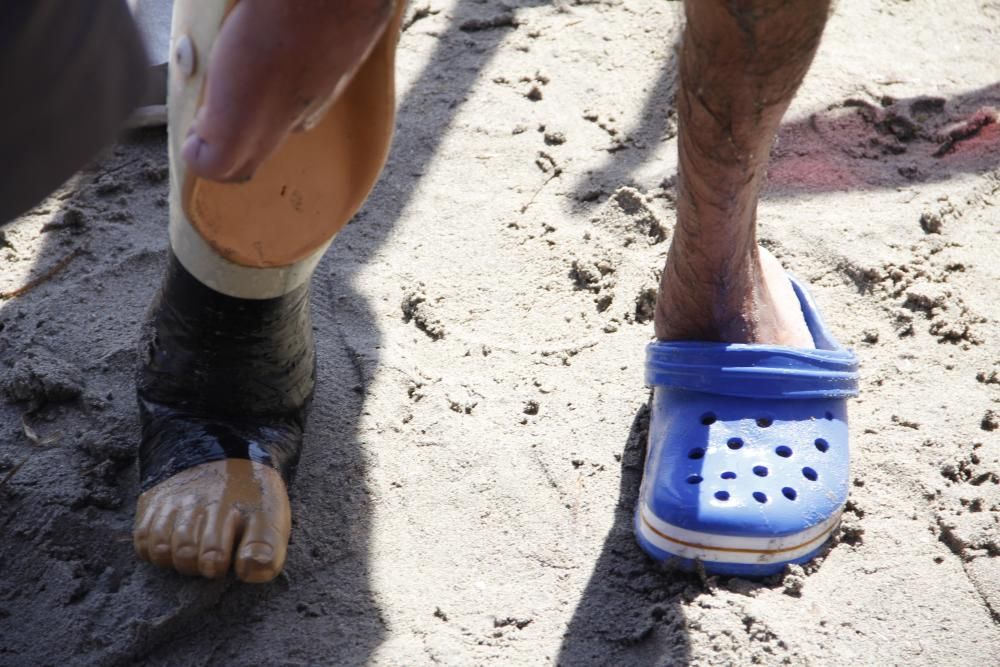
654, 0, 831, 347
634, 0, 860, 577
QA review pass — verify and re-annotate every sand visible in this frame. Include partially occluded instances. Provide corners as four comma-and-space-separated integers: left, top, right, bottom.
0, 0, 997, 665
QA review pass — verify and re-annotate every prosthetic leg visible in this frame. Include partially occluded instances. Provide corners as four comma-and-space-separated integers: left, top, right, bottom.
133, 0, 405, 582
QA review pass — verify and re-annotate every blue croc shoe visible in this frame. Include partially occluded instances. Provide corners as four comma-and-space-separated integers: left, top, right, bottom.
635, 276, 860, 577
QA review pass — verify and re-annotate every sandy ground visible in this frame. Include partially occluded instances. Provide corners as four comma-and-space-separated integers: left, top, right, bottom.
0, 1, 998, 665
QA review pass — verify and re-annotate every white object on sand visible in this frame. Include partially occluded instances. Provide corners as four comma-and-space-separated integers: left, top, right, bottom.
127, 0, 175, 127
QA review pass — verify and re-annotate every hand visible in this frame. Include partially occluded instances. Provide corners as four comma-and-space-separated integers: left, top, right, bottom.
181, 0, 395, 182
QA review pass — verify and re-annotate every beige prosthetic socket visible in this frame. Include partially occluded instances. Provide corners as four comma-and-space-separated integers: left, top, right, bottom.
167, 0, 404, 299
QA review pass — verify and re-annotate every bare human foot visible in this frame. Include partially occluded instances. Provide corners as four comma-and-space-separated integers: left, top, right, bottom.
181, 0, 396, 182
134, 460, 290, 582
654, 0, 830, 349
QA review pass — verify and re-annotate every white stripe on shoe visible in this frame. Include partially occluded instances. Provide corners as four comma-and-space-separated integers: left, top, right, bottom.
637, 503, 842, 565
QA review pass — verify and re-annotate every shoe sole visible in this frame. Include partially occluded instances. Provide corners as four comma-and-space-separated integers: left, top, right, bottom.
635, 501, 841, 577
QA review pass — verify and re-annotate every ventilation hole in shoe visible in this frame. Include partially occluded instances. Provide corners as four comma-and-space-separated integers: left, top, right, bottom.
824, 411, 834, 420
782, 487, 798, 501
802, 466, 818, 481
775, 445, 792, 458
721, 471, 737, 480
701, 412, 717, 426
714, 490, 730, 501
727, 437, 744, 450
686, 474, 703, 484
756, 417, 773, 428
753, 491, 767, 503
752, 465, 769, 477
814, 438, 829, 453
688, 447, 705, 459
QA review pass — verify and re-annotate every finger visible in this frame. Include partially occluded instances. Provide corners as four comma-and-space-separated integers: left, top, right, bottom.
182, 0, 395, 182
181, 2, 286, 181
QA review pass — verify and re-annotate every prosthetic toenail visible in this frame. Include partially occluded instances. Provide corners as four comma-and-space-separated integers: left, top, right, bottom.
173, 35, 196, 78
199, 550, 225, 576
175, 545, 197, 559
240, 543, 274, 564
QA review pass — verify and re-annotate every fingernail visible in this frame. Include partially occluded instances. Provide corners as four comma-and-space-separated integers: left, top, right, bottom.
181, 132, 207, 167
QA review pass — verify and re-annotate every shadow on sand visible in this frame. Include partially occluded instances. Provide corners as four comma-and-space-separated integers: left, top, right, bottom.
556, 405, 696, 666
2, 4, 994, 665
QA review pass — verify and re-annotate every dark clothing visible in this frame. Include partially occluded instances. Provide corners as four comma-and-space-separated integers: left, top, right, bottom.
0, 1, 147, 222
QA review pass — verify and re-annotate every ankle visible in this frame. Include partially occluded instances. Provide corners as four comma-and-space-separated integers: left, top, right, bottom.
654, 245, 814, 348
653, 253, 761, 342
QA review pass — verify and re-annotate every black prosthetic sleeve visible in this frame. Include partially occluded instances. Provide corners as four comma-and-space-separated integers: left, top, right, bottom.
136, 253, 315, 492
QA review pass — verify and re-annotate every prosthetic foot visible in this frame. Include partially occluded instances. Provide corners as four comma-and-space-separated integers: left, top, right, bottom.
134, 0, 404, 582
